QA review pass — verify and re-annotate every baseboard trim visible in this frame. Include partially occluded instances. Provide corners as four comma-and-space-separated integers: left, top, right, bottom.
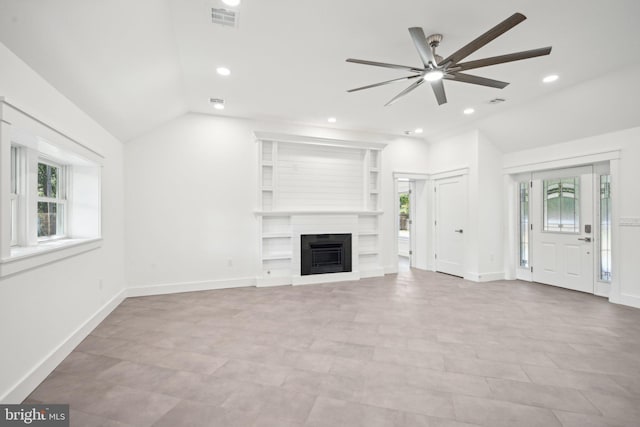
127, 277, 256, 297
465, 272, 505, 282
292, 271, 359, 286
384, 264, 398, 275
610, 292, 640, 309
359, 267, 385, 279
0, 288, 127, 404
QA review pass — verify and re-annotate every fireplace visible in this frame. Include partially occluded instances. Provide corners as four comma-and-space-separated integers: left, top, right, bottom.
301, 234, 352, 275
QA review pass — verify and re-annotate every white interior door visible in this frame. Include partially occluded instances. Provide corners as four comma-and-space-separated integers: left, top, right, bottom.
531, 166, 594, 293
435, 176, 466, 277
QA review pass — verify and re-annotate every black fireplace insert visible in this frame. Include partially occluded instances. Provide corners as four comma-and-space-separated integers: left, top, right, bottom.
301, 234, 352, 275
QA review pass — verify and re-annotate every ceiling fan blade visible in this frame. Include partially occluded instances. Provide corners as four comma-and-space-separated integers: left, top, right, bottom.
346, 58, 422, 72
384, 79, 425, 106
445, 72, 509, 89
430, 80, 447, 105
454, 47, 552, 71
409, 27, 437, 67
347, 75, 421, 93
440, 12, 527, 66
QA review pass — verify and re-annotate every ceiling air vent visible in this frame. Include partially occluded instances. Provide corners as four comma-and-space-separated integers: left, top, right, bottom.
211, 7, 238, 27
488, 98, 506, 105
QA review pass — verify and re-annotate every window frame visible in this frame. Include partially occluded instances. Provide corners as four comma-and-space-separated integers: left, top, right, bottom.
542, 177, 581, 234
36, 158, 68, 241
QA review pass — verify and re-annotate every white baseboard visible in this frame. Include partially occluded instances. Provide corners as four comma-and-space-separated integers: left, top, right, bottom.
126, 277, 256, 297
292, 271, 359, 286
384, 264, 398, 274
359, 267, 385, 279
0, 288, 127, 404
464, 272, 505, 282
610, 292, 640, 309
256, 276, 292, 287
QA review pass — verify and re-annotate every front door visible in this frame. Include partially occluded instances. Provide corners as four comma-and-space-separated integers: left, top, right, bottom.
435, 176, 466, 277
531, 166, 594, 293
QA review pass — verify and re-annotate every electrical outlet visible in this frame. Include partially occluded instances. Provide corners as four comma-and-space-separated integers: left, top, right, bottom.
227, 258, 233, 267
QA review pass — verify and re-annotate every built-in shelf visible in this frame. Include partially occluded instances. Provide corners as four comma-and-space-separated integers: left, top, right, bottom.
359, 249, 378, 255
262, 253, 292, 261
262, 233, 292, 239
256, 135, 385, 286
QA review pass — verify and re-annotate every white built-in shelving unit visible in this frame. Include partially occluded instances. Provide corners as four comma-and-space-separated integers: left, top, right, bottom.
255, 132, 386, 286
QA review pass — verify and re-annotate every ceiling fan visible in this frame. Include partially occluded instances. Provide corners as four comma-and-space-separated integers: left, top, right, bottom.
346, 13, 552, 106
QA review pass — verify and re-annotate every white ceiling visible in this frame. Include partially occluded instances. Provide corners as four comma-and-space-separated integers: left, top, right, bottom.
1, 0, 639, 151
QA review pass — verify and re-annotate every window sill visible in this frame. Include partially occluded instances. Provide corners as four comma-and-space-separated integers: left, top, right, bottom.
0, 238, 102, 277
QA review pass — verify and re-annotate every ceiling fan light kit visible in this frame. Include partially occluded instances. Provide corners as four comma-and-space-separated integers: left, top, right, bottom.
346, 12, 552, 106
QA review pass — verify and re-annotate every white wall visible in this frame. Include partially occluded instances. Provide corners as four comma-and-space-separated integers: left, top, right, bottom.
0, 42, 125, 402
125, 113, 430, 290
504, 126, 640, 308
427, 130, 505, 281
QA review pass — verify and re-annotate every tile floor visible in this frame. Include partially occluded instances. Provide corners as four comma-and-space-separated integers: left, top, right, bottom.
26, 269, 640, 426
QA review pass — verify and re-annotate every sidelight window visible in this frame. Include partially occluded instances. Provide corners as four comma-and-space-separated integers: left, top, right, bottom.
543, 177, 580, 233
600, 175, 612, 281
518, 182, 529, 267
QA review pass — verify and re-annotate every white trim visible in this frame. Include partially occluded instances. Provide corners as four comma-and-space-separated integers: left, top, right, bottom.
0, 98, 104, 165
254, 131, 387, 150
610, 293, 640, 309
256, 276, 292, 287
256, 210, 383, 216
392, 171, 430, 180
0, 238, 102, 277
292, 271, 360, 286
359, 266, 385, 278
503, 150, 621, 175
127, 277, 256, 297
465, 271, 506, 282
0, 288, 126, 404
430, 167, 470, 180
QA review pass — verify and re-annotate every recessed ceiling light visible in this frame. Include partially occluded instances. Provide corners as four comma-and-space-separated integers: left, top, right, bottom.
423, 70, 444, 82
327, 117, 337, 123
222, 0, 240, 6
216, 67, 231, 76
210, 98, 225, 110
543, 74, 559, 83
414, 128, 423, 134
463, 108, 475, 115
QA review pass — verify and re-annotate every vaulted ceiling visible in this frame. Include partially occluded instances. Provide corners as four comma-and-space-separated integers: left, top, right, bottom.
1, 0, 639, 151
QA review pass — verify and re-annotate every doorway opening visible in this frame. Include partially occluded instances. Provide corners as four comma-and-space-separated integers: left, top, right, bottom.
397, 179, 413, 272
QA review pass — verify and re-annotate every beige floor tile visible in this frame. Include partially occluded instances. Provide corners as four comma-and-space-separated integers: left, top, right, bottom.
444, 356, 530, 382
452, 394, 562, 427
486, 378, 600, 414
23, 270, 640, 427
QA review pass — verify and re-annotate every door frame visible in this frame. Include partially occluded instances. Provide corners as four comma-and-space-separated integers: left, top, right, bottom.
504, 150, 620, 300
392, 172, 430, 272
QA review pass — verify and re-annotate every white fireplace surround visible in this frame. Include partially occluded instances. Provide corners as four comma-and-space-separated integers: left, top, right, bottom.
255, 132, 386, 286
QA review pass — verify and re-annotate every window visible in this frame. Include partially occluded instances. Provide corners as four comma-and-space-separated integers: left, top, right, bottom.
600, 175, 612, 281
518, 182, 529, 267
37, 161, 66, 239
10, 146, 18, 246
543, 177, 580, 233
1, 100, 103, 277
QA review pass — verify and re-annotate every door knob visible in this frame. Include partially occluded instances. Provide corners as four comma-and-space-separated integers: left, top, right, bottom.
454, 229, 464, 233
578, 237, 592, 242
